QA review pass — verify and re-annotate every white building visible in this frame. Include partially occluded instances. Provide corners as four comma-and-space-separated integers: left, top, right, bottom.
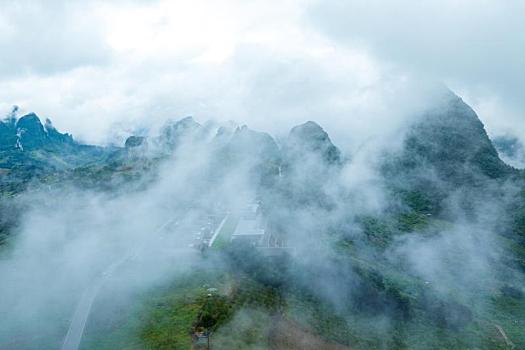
231, 202, 266, 245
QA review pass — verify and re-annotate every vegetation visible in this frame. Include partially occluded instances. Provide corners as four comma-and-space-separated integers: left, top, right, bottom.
81, 266, 284, 350
2, 98, 525, 349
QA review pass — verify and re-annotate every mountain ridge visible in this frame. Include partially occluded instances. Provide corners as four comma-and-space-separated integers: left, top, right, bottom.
1, 94, 525, 350
1, 93, 520, 197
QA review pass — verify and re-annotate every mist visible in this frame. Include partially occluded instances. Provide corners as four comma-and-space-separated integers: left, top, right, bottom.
2, 80, 523, 349
1, 1, 524, 349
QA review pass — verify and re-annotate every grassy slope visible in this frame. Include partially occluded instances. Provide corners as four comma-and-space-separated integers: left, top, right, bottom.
287, 242, 523, 350
81, 272, 222, 350
80, 265, 286, 350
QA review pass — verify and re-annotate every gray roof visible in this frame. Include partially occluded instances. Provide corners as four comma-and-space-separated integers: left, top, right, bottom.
232, 218, 265, 236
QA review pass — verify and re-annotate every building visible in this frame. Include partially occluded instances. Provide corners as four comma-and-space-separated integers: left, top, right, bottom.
230, 217, 265, 245
231, 202, 266, 246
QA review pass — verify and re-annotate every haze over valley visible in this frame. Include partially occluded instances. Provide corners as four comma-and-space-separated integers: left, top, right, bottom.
1, 1, 524, 349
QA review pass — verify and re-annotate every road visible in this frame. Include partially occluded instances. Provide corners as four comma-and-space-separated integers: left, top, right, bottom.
60, 279, 103, 350
208, 214, 229, 247
61, 219, 176, 350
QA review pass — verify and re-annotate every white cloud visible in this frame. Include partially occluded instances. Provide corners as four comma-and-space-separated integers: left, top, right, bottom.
307, 0, 525, 139
0, 0, 522, 146
0, 1, 110, 76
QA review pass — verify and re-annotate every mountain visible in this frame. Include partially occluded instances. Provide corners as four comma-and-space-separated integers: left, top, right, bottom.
0, 111, 112, 194
285, 120, 342, 166
1, 98, 524, 350
157, 116, 202, 151
1, 112, 76, 152
379, 93, 519, 223
124, 136, 146, 148
385, 93, 514, 185
278, 121, 343, 209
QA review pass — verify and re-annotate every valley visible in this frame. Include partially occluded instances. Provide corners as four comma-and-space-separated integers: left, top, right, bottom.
1, 92, 524, 350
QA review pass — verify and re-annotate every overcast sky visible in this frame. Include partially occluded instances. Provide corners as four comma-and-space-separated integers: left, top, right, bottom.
0, 0, 523, 147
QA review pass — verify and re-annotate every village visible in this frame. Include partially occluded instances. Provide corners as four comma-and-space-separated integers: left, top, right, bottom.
189, 200, 288, 254
185, 199, 290, 348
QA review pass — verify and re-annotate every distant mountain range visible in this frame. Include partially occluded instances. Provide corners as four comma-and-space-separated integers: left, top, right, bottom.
2, 91, 523, 248
1, 92, 521, 198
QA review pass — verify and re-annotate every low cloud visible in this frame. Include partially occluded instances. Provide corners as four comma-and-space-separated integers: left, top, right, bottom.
307, 0, 525, 141
0, 1, 110, 77
2, 0, 522, 148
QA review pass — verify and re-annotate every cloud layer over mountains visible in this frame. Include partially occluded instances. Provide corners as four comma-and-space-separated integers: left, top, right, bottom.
2, 89, 523, 348
0, 0, 523, 146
